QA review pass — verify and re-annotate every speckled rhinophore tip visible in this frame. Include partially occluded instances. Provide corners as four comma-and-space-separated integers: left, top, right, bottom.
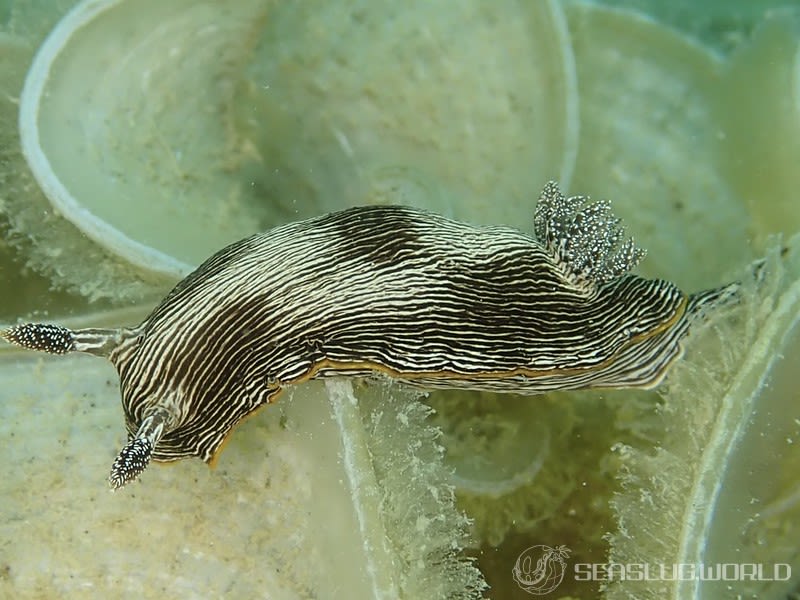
108, 411, 168, 490
109, 438, 153, 491
1, 323, 75, 354
534, 181, 646, 292
1, 324, 127, 357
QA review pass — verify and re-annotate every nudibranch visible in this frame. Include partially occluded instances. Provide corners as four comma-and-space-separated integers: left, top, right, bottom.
2, 182, 735, 489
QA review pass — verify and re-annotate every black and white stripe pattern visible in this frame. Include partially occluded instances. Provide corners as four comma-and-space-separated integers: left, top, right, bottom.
2, 183, 734, 487
111, 201, 686, 463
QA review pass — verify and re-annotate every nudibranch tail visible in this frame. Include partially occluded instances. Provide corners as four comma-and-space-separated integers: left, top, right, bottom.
534, 181, 646, 294
108, 410, 169, 490
577, 281, 742, 391
685, 280, 742, 321
1, 323, 126, 357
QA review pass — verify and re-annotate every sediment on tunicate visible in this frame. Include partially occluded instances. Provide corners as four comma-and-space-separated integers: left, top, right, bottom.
605, 234, 800, 600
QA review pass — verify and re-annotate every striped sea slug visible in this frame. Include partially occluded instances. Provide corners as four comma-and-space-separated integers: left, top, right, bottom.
1, 182, 735, 489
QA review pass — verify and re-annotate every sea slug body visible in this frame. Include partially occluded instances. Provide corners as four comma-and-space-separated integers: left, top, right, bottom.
1, 182, 735, 488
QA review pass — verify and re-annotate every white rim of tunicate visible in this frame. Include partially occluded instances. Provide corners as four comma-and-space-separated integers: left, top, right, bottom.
548, 0, 580, 189
19, 0, 193, 279
675, 271, 800, 600
20, 0, 578, 280
448, 420, 551, 498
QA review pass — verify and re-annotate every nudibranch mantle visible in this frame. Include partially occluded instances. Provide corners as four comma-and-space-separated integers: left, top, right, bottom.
2, 182, 733, 489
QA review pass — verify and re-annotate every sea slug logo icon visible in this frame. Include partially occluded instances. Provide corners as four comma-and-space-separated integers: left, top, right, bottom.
512, 544, 571, 595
